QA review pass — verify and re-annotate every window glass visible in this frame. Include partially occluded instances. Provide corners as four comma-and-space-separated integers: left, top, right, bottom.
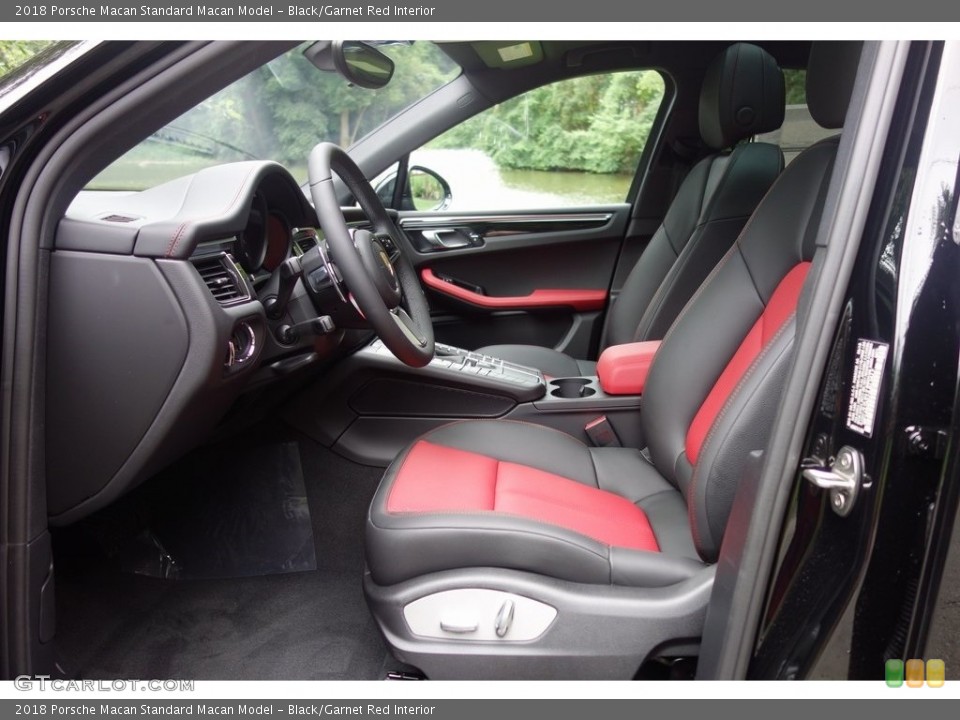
756, 69, 838, 164
404, 70, 666, 210
0, 40, 54, 81
88, 42, 459, 190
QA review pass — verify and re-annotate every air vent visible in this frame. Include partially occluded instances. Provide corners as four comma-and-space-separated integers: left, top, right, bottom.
101, 214, 139, 223
193, 254, 251, 306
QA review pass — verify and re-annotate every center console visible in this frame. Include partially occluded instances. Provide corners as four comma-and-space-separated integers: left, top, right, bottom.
285, 339, 647, 467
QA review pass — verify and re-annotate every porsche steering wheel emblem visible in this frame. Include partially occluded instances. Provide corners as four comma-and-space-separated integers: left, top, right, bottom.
378, 249, 394, 275
379, 248, 398, 287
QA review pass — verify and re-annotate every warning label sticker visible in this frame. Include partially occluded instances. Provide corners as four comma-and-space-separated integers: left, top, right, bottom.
846, 339, 889, 438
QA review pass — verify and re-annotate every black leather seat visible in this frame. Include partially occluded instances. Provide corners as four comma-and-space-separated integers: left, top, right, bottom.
478, 42, 786, 378
364, 42, 863, 679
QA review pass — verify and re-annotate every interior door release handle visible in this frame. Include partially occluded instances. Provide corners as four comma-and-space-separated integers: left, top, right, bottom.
422, 229, 471, 249
801, 445, 863, 517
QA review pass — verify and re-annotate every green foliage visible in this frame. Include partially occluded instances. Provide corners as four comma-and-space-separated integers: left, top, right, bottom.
0, 40, 54, 78
784, 69, 806, 105
162, 42, 458, 168
431, 70, 665, 175
95, 44, 666, 190
410, 171, 443, 203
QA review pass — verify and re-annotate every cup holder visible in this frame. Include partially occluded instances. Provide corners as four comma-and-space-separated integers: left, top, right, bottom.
550, 378, 596, 399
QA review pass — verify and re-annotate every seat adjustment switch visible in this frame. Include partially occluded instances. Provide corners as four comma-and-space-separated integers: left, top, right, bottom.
494, 599, 515, 638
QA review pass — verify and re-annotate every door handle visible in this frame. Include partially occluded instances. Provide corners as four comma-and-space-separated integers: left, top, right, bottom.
422, 229, 474, 249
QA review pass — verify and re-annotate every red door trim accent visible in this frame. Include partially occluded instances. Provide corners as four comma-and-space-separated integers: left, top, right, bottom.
421, 268, 607, 311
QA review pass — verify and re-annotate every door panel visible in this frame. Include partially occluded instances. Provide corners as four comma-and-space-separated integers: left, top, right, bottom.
397, 206, 631, 354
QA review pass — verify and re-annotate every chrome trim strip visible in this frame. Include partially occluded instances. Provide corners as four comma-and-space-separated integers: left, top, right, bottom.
398, 212, 614, 229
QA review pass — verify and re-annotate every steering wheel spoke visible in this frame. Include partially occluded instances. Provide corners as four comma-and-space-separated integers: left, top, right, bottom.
390, 307, 428, 347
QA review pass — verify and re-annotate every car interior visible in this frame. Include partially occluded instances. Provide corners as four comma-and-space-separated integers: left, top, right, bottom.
25, 38, 875, 680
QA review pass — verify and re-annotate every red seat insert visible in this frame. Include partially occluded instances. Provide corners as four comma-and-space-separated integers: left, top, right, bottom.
387, 440, 660, 551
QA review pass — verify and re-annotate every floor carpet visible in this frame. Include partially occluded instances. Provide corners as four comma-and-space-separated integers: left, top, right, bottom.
53, 428, 389, 680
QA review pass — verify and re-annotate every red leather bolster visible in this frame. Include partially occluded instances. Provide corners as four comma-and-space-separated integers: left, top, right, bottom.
421, 268, 607, 311
596, 341, 662, 395
686, 262, 810, 464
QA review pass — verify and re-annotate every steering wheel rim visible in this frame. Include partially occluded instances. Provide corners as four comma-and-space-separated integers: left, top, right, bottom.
308, 142, 434, 367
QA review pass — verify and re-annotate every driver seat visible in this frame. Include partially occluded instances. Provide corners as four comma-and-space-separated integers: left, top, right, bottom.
364, 42, 863, 679
476, 42, 786, 378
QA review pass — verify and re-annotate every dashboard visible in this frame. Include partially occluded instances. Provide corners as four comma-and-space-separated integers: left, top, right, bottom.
48, 161, 368, 525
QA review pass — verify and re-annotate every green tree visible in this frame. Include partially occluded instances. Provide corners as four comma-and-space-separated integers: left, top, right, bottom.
784, 69, 806, 105
0, 40, 54, 78
431, 70, 665, 176
179, 41, 458, 166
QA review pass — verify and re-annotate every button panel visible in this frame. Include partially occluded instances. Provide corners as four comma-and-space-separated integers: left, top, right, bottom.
369, 339, 544, 388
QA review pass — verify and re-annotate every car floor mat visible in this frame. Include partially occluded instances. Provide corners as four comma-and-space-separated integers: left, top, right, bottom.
119, 441, 317, 579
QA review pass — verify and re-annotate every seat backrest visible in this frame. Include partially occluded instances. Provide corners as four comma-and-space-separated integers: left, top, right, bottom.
605, 43, 786, 348
641, 41, 864, 562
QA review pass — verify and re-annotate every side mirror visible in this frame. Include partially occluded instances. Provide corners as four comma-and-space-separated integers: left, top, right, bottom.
333, 41, 395, 90
376, 166, 452, 211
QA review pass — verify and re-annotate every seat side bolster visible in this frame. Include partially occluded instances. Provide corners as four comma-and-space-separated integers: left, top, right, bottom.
637, 490, 700, 560
688, 317, 798, 562
610, 547, 706, 587
603, 158, 714, 348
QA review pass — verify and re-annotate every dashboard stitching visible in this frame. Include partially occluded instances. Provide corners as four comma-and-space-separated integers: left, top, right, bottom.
165, 166, 260, 258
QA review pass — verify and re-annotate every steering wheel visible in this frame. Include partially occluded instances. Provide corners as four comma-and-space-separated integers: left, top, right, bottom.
307, 142, 435, 367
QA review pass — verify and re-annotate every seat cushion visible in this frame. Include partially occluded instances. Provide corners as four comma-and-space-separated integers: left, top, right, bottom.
367, 420, 703, 587
475, 344, 596, 378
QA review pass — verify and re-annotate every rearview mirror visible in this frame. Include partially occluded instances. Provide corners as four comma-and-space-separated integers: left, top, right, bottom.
333, 41, 395, 90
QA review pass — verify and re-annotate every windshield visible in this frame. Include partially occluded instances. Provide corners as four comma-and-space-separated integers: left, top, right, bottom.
88, 41, 459, 190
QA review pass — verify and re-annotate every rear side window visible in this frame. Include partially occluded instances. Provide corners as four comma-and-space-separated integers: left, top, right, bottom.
756, 69, 838, 164
405, 70, 667, 210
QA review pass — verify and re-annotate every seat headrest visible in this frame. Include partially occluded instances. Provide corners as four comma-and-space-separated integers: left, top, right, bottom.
698, 43, 785, 151
806, 41, 863, 130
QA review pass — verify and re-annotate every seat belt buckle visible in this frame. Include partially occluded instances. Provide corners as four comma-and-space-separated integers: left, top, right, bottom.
585, 415, 621, 447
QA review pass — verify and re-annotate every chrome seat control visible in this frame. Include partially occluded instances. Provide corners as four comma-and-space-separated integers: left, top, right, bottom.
494, 599, 515, 638
439, 615, 479, 634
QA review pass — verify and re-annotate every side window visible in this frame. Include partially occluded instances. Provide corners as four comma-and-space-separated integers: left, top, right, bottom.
403, 70, 666, 211
0, 40, 54, 81
756, 69, 837, 164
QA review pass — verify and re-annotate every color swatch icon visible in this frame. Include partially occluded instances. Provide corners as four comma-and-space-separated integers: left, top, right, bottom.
886, 659, 904, 687
886, 658, 946, 687
927, 659, 945, 688
906, 659, 925, 687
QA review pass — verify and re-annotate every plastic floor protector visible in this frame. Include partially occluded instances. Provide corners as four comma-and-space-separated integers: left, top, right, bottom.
119, 441, 318, 579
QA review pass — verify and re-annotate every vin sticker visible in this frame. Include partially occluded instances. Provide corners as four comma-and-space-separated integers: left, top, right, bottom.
846, 339, 889, 438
